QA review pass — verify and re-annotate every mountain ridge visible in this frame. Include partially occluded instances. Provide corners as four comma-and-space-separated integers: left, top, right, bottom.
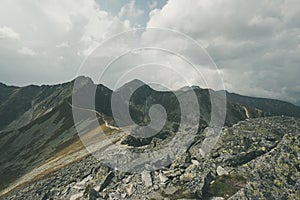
1, 76, 299, 130
1, 77, 298, 107
0, 76, 299, 197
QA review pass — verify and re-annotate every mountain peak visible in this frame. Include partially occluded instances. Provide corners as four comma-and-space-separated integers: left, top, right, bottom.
116, 79, 149, 91
73, 76, 94, 84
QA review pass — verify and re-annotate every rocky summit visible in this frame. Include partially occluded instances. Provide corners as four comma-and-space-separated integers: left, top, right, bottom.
0, 78, 300, 200
1, 116, 299, 200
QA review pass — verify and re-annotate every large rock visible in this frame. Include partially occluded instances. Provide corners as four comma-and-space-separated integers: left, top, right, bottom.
216, 166, 229, 176
141, 171, 152, 187
125, 184, 135, 196
158, 173, 169, 184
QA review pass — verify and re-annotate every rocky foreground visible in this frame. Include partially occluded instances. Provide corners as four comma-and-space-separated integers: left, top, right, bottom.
1, 116, 299, 200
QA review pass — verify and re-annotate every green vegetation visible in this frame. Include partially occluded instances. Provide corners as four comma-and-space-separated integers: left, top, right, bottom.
206, 173, 247, 198
160, 188, 196, 199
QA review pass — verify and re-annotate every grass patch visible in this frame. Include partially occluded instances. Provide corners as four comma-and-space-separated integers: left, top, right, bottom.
161, 188, 196, 199
205, 173, 247, 198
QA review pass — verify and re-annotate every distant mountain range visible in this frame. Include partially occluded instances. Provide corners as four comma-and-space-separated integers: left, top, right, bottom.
0, 76, 299, 196
1, 76, 299, 131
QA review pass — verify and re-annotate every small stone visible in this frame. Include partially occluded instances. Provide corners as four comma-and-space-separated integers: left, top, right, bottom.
93, 185, 101, 192
199, 148, 206, 157
89, 189, 100, 200
212, 152, 220, 159
141, 171, 153, 187
109, 193, 121, 200
159, 173, 169, 183
191, 159, 200, 166
163, 170, 181, 178
124, 175, 132, 184
216, 166, 229, 176
70, 192, 84, 200
125, 184, 135, 196
73, 175, 93, 190
162, 185, 179, 195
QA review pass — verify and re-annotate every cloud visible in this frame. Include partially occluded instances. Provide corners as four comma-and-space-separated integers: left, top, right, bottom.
0, 26, 20, 40
0, 0, 131, 85
146, 0, 300, 103
0, 0, 298, 104
56, 42, 69, 48
118, 0, 144, 23
18, 47, 37, 56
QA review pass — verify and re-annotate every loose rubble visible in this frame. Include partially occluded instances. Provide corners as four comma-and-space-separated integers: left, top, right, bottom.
0, 116, 299, 200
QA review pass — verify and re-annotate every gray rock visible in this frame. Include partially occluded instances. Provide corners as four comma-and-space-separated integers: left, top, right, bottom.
69, 192, 84, 200
123, 175, 132, 184
125, 183, 135, 196
158, 173, 169, 184
209, 197, 225, 200
88, 188, 100, 200
73, 175, 93, 190
163, 169, 182, 178
216, 166, 229, 176
191, 159, 200, 166
141, 171, 152, 187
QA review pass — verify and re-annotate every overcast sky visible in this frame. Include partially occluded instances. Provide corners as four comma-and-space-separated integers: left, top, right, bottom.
0, 0, 299, 104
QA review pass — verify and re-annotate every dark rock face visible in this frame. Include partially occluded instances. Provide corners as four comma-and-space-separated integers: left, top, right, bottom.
1, 116, 299, 200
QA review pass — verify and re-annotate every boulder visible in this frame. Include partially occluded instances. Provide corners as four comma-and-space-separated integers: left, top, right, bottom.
216, 166, 229, 176
141, 171, 152, 187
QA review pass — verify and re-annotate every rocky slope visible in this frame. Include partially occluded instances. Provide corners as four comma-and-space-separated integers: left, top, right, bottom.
0, 77, 300, 199
1, 116, 299, 200
226, 92, 300, 118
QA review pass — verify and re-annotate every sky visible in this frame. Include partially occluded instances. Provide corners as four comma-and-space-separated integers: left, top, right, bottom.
0, 0, 299, 105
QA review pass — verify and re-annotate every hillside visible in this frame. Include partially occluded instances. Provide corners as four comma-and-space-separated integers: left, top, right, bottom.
1, 116, 299, 199
0, 77, 299, 199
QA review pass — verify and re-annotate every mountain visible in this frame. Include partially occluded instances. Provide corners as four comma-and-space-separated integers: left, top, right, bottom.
1, 77, 298, 133
0, 81, 73, 131
226, 92, 300, 118
0, 77, 299, 199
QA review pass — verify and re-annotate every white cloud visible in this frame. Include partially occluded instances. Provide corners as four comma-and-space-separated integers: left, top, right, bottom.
56, 42, 69, 48
0, 0, 299, 104
145, 0, 300, 103
18, 47, 37, 56
0, 0, 131, 85
0, 26, 20, 40
149, 8, 160, 18
118, 0, 144, 21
